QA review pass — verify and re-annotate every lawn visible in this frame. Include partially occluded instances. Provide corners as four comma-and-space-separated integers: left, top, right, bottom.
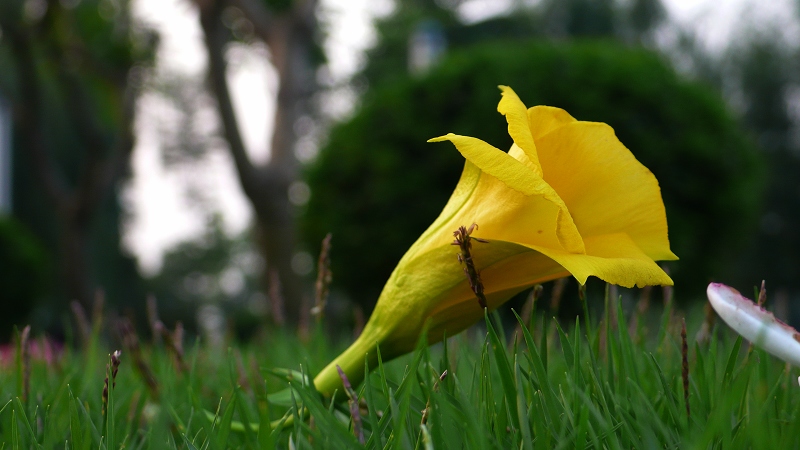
1, 285, 797, 449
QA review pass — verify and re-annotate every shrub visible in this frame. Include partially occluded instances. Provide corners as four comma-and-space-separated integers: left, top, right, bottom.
302, 40, 762, 310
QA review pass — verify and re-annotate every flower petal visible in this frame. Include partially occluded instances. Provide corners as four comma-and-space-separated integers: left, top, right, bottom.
382, 240, 570, 353
369, 241, 545, 354
428, 134, 543, 195
525, 232, 673, 288
527, 105, 577, 140
426, 242, 569, 321
535, 120, 677, 261
707, 283, 800, 367
424, 233, 672, 341
497, 86, 542, 175
428, 134, 585, 254
405, 161, 482, 262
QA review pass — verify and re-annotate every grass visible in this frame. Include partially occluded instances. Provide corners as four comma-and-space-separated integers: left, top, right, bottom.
2, 286, 799, 449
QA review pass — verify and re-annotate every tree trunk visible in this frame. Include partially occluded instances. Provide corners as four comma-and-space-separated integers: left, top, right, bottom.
59, 221, 93, 307
198, 0, 318, 328
248, 168, 305, 325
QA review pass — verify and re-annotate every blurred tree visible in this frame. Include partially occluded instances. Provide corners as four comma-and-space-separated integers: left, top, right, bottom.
360, 0, 543, 88
729, 34, 800, 291
0, 0, 155, 319
540, 0, 616, 38
194, 0, 322, 326
302, 41, 762, 311
359, 0, 668, 88
626, 0, 667, 43
146, 215, 266, 339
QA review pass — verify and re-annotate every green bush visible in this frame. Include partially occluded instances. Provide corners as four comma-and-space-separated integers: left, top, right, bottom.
303, 40, 762, 310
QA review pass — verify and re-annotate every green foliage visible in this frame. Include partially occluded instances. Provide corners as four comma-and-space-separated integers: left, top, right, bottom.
1, 288, 799, 447
0, 0, 156, 324
303, 40, 762, 310
0, 217, 48, 338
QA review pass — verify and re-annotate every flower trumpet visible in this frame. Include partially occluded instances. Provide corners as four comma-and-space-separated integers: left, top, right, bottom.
312, 86, 677, 396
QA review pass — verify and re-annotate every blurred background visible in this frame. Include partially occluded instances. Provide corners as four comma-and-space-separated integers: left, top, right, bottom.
0, 0, 797, 341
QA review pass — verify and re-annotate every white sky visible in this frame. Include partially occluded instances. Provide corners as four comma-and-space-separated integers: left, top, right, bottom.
124, 0, 796, 275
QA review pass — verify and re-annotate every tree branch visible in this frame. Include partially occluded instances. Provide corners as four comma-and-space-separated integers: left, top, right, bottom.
229, 0, 276, 45
198, 0, 259, 194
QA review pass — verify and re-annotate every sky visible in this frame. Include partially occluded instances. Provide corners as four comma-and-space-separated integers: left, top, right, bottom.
124, 0, 797, 275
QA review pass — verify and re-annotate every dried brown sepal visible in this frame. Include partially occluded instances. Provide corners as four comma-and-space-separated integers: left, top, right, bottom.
758, 280, 767, 307
312, 233, 333, 322
550, 277, 568, 312
695, 302, 716, 346
628, 286, 652, 341
103, 350, 122, 415
127, 390, 141, 424
681, 319, 690, 421
336, 365, 365, 444
452, 223, 488, 309
111, 350, 121, 382
70, 301, 91, 347
514, 285, 543, 344
19, 325, 31, 403
159, 321, 187, 374
119, 319, 159, 400
171, 322, 186, 370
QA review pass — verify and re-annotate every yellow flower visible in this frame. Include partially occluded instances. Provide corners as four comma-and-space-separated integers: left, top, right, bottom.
313, 86, 677, 395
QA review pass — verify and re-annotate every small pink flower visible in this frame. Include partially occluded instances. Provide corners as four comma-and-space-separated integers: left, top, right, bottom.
0, 338, 63, 367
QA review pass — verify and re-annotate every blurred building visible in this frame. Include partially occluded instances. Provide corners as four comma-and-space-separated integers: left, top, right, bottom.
408, 20, 447, 75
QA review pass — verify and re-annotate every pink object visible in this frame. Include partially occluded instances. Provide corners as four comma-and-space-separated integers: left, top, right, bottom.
707, 282, 800, 367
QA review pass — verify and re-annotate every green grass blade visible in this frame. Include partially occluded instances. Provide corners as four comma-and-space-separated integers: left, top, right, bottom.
556, 322, 574, 370
13, 398, 42, 450
69, 390, 89, 450
11, 409, 20, 450
724, 336, 744, 385
215, 395, 237, 447
515, 357, 533, 450
485, 311, 520, 426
